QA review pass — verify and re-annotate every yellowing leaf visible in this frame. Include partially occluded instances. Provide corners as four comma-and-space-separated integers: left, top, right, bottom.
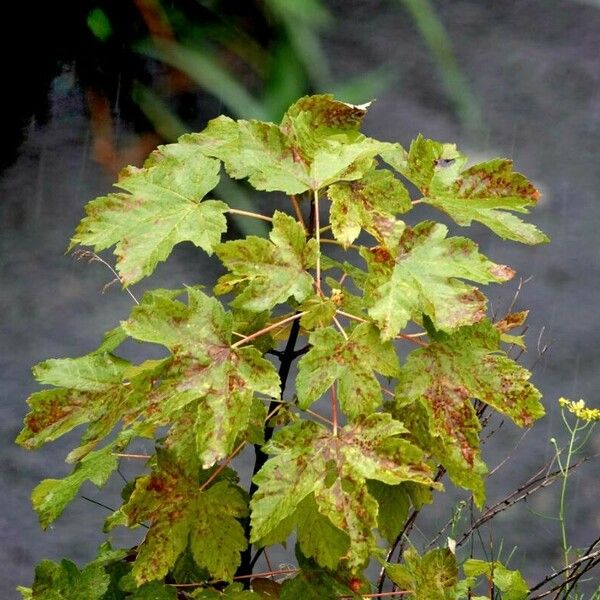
386, 547, 458, 600
26, 559, 109, 600
364, 221, 514, 338
296, 323, 399, 418
123, 288, 280, 467
70, 143, 227, 284
328, 169, 410, 247
299, 296, 337, 330
384, 135, 548, 245
394, 320, 544, 504
113, 452, 248, 584
16, 353, 164, 461
30, 433, 137, 529
215, 211, 317, 312
186, 94, 383, 192
250, 415, 436, 569
463, 559, 529, 600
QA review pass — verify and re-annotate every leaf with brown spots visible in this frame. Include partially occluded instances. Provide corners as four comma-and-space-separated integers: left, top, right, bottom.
122, 288, 280, 468
250, 415, 437, 570
386, 547, 459, 600
109, 451, 248, 585
328, 169, 411, 248
70, 143, 228, 284
424, 158, 549, 245
16, 351, 166, 462
215, 211, 318, 312
393, 320, 544, 505
363, 221, 515, 339
382, 135, 548, 245
186, 95, 383, 192
296, 323, 400, 418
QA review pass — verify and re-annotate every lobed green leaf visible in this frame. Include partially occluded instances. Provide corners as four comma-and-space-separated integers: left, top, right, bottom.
394, 320, 544, 504
70, 143, 227, 284
363, 221, 514, 338
296, 322, 399, 418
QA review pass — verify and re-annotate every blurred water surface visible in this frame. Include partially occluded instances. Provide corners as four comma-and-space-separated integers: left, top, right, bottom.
1, 0, 600, 595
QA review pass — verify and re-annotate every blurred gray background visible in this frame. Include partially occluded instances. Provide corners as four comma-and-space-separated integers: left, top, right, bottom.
1, 0, 599, 596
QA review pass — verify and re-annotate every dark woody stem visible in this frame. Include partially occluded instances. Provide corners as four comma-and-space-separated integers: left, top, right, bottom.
237, 196, 315, 583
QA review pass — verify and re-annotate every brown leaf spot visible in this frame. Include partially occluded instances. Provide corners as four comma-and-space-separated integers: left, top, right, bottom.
369, 246, 393, 264
491, 264, 516, 281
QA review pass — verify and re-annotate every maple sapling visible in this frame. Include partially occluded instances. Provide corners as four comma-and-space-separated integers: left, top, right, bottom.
18, 95, 553, 598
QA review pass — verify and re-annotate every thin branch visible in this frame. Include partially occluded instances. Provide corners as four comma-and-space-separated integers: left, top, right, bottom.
306, 407, 334, 427
528, 550, 600, 598
80, 495, 116, 513
238, 315, 304, 581
80, 496, 151, 530
529, 536, 600, 594
231, 312, 307, 349
558, 553, 600, 599
335, 310, 428, 346
332, 314, 349, 340
488, 429, 529, 475
314, 188, 323, 296
171, 568, 299, 588
73, 249, 139, 304
292, 344, 310, 358
341, 592, 410, 599
227, 208, 273, 222
290, 195, 306, 231
331, 384, 339, 437
320, 237, 361, 251
456, 455, 594, 549
267, 398, 333, 427
397, 333, 428, 347
199, 441, 247, 494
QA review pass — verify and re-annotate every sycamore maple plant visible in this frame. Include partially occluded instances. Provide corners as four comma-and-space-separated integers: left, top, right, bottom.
18, 95, 549, 599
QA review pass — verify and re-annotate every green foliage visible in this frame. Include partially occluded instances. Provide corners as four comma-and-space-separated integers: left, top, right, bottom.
106, 452, 248, 584
215, 211, 317, 311
70, 145, 227, 285
393, 319, 544, 505
462, 559, 529, 600
296, 323, 399, 418
18, 95, 548, 596
386, 547, 459, 599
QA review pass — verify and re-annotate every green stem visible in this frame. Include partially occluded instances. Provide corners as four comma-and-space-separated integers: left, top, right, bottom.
558, 414, 580, 575
227, 207, 273, 222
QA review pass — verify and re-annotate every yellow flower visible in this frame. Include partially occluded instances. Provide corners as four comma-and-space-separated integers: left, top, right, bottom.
558, 397, 600, 422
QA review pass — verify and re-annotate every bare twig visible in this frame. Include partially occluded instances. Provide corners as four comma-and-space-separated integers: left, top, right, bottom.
290, 195, 306, 231
73, 249, 139, 304
528, 548, 600, 598
335, 310, 428, 346
114, 453, 151, 460
456, 456, 593, 549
